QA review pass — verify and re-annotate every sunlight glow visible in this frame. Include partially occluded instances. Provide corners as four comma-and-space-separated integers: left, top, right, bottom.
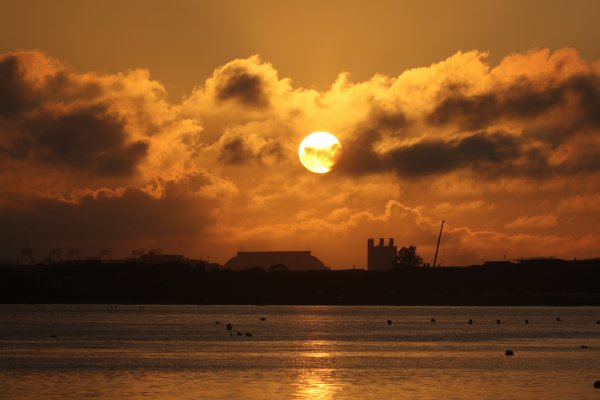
298, 132, 343, 174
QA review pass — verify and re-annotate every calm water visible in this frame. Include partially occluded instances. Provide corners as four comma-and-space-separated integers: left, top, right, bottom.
0, 305, 599, 399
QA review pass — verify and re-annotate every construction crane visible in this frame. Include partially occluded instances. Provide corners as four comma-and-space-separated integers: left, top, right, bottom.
432, 220, 445, 268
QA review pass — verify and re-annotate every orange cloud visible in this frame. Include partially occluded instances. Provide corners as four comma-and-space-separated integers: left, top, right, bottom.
505, 214, 559, 229
0, 49, 598, 266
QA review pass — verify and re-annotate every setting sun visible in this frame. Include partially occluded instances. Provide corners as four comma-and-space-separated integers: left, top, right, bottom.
298, 132, 343, 174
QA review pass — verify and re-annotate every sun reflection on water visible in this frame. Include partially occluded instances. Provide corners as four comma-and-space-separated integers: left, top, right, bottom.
292, 340, 341, 399
295, 368, 338, 400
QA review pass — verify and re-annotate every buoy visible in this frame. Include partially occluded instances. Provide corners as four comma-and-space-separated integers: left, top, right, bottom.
525, 319, 529, 324
596, 321, 600, 324
245, 333, 253, 337
556, 316, 562, 322
594, 380, 600, 389
260, 317, 266, 321
468, 319, 473, 325
215, 321, 220, 325
581, 345, 588, 349
505, 350, 514, 356
50, 334, 57, 338
226, 323, 232, 330
387, 320, 392, 325
497, 319, 501, 324
236, 332, 242, 336
430, 318, 436, 323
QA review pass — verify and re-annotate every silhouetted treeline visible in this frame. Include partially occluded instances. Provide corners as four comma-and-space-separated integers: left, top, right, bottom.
1, 260, 600, 305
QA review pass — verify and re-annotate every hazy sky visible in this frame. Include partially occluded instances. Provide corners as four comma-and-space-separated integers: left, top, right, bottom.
3, 0, 600, 99
0, 1, 599, 267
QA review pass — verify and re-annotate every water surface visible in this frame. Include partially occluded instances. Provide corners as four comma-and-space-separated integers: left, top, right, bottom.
1, 305, 599, 399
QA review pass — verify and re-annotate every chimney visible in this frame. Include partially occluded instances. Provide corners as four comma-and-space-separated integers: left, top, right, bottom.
379, 238, 384, 246
389, 238, 394, 246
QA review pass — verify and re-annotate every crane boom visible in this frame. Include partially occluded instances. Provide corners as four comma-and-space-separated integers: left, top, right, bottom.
432, 220, 445, 267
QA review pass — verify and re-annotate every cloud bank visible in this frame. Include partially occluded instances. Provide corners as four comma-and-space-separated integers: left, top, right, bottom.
0, 49, 598, 266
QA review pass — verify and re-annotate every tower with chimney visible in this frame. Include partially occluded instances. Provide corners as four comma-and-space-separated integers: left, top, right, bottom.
367, 238, 397, 271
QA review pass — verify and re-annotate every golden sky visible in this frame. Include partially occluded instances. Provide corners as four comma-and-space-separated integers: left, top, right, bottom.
0, 1, 599, 267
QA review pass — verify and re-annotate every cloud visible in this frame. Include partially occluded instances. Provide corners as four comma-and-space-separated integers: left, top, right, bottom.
505, 213, 558, 229
0, 50, 191, 184
0, 170, 237, 259
215, 66, 270, 108
328, 48, 600, 181
217, 129, 286, 166
21, 105, 148, 176
0, 48, 598, 266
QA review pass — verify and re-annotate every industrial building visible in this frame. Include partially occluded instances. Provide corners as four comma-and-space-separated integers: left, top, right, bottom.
368, 238, 397, 271
224, 251, 329, 271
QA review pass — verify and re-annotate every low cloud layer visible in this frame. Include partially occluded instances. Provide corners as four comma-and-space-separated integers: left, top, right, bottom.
0, 49, 598, 266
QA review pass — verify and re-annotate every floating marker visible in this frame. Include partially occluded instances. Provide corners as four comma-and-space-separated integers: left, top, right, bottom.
594, 381, 600, 389
497, 319, 501, 324
430, 318, 436, 323
525, 319, 529, 324
236, 332, 242, 336
226, 323, 232, 330
245, 333, 253, 337
468, 319, 473, 325
505, 350, 514, 356
260, 317, 266, 321
556, 316, 562, 322
581, 345, 588, 349
387, 320, 392, 326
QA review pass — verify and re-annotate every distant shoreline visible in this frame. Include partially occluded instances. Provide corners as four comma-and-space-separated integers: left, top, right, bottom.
1, 260, 600, 306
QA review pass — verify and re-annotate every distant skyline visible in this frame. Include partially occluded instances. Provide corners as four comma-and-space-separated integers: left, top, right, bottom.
0, 1, 599, 268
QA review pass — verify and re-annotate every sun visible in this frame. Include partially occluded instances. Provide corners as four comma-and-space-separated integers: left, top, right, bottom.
298, 132, 343, 174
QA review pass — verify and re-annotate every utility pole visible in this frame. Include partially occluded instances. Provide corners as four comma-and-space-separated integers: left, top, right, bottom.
432, 220, 445, 268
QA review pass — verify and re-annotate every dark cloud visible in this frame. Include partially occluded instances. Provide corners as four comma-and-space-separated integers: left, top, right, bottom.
336, 68, 600, 180
428, 85, 561, 130
219, 135, 285, 165
0, 55, 37, 117
338, 129, 521, 178
257, 140, 285, 162
28, 106, 148, 176
0, 177, 219, 256
568, 74, 600, 128
215, 66, 270, 108
370, 108, 409, 134
427, 73, 600, 133
219, 136, 253, 165
335, 109, 410, 174
0, 54, 102, 118
335, 129, 382, 175
1, 105, 148, 177
338, 122, 600, 180
0, 52, 148, 177
384, 132, 520, 177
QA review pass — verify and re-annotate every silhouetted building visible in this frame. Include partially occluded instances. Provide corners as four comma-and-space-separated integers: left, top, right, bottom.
124, 250, 187, 264
483, 260, 514, 267
515, 257, 567, 267
368, 238, 397, 271
224, 251, 329, 271
138, 252, 186, 264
